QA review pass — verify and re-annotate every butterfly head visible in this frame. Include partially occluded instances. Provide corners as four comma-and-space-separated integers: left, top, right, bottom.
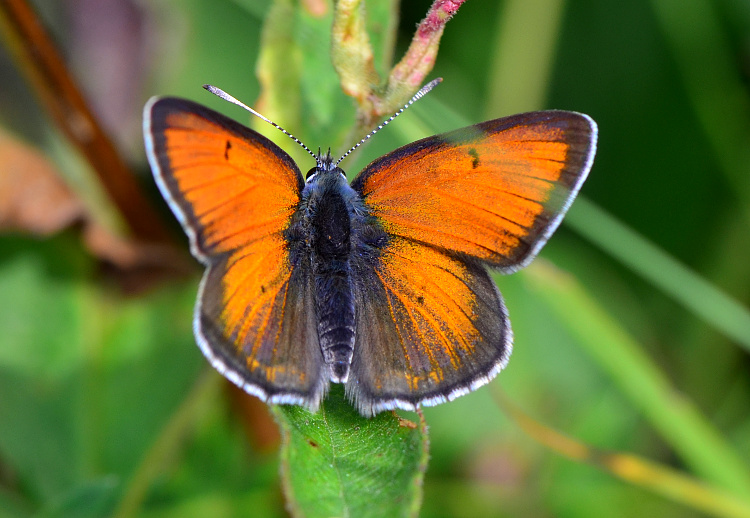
306, 147, 344, 181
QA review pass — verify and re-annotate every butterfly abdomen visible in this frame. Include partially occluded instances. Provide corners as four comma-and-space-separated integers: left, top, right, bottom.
305, 172, 357, 383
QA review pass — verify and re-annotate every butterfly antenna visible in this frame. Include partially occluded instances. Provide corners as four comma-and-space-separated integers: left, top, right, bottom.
335, 77, 443, 167
203, 84, 320, 165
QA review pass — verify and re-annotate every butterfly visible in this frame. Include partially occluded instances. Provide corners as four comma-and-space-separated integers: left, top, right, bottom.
143, 80, 597, 416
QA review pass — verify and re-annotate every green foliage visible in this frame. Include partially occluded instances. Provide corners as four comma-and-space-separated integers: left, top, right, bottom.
274, 386, 428, 518
0, 234, 204, 517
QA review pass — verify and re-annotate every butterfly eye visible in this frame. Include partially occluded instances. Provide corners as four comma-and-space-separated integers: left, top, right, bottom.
305, 167, 319, 180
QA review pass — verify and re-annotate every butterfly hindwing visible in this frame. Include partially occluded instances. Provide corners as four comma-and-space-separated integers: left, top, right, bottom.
198, 246, 324, 406
351, 111, 597, 271
347, 236, 510, 416
144, 98, 327, 408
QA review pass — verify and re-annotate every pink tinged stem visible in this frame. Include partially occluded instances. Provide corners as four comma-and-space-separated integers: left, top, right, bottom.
383, 0, 467, 111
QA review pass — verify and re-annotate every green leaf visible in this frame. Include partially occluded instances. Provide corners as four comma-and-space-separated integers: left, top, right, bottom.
272, 386, 428, 518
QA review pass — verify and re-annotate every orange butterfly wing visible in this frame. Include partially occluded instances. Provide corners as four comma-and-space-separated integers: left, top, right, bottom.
347, 237, 510, 415
144, 98, 326, 408
352, 111, 597, 271
347, 111, 597, 413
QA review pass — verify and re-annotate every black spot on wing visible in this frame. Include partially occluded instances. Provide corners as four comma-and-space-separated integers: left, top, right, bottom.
468, 147, 479, 169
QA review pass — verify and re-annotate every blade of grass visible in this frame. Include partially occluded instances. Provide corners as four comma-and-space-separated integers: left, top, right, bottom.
566, 198, 750, 354
648, 0, 750, 208
522, 261, 750, 497
495, 390, 750, 518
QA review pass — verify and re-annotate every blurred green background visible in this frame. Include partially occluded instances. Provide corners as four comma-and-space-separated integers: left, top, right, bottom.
1, 0, 750, 516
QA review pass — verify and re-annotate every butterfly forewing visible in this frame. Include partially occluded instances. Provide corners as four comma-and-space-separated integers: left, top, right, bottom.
351, 111, 597, 271
145, 98, 327, 408
145, 99, 303, 257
